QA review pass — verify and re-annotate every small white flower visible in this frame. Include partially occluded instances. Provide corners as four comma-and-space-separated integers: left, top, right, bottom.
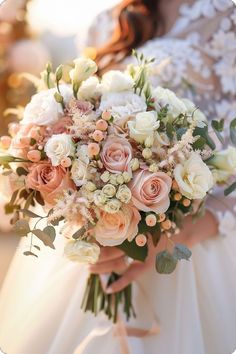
142, 148, 152, 159
174, 152, 214, 199
69, 57, 97, 84
116, 185, 132, 203
104, 198, 121, 213
116, 174, 124, 185
64, 240, 100, 264
122, 171, 132, 183
101, 70, 134, 92
182, 98, 207, 128
85, 181, 96, 192
94, 190, 107, 206
102, 184, 116, 198
149, 163, 158, 172
128, 111, 160, 144
100, 171, 110, 183
45, 133, 75, 166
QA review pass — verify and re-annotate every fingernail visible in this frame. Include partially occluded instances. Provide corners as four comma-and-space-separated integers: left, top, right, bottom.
106, 287, 113, 294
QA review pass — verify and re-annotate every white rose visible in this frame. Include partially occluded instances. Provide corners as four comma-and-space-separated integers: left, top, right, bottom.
78, 76, 102, 100
128, 111, 160, 144
102, 184, 116, 198
45, 133, 75, 166
69, 57, 97, 83
174, 153, 214, 199
152, 86, 187, 119
101, 70, 134, 92
182, 98, 207, 128
116, 185, 132, 203
212, 169, 231, 183
104, 198, 121, 213
22, 86, 72, 126
99, 91, 147, 121
94, 190, 107, 206
64, 240, 100, 264
210, 146, 236, 175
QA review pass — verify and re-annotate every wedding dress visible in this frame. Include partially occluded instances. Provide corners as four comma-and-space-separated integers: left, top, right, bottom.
0, 1, 236, 353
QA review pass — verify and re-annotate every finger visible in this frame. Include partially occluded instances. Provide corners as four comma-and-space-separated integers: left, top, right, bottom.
89, 256, 128, 274
106, 261, 148, 293
97, 247, 124, 264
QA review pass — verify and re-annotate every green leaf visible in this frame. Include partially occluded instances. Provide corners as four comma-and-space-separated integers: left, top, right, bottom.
9, 189, 19, 206
230, 118, 236, 146
166, 122, 175, 140
224, 181, 236, 196
33, 245, 41, 251
117, 239, 148, 262
20, 209, 43, 218
176, 127, 187, 140
23, 251, 38, 258
211, 119, 224, 144
54, 92, 63, 104
156, 251, 178, 274
30, 138, 37, 146
173, 244, 192, 260
43, 226, 56, 242
13, 219, 31, 236
35, 191, 45, 206
193, 126, 216, 150
24, 191, 34, 209
16, 167, 28, 176
192, 136, 206, 150
32, 229, 55, 249
55, 65, 63, 82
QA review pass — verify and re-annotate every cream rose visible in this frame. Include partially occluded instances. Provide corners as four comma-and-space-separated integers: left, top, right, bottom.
101, 70, 134, 92
182, 98, 207, 128
71, 145, 90, 186
102, 184, 116, 198
104, 198, 122, 213
99, 91, 147, 121
94, 204, 141, 246
129, 170, 172, 213
64, 240, 100, 264
45, 134, 75, 166
22, 86, 72, 126
210, 146, 236, 175
69, 57, 97, 84
116, 185, 132, 203
128, 111, 160, 144
152, 86, 187, 119
101, 137, 132, 174
174, 153, 214, 199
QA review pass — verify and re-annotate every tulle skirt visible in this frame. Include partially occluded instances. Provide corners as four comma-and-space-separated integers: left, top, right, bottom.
0, 232, 236, 354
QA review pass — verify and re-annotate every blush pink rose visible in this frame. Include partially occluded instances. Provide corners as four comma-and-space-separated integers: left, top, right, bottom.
101, 137, 132, 173
94, 204, 141, 246
129, 170, 172, 214
51, 116, 73, 135
26, 162, 75, 205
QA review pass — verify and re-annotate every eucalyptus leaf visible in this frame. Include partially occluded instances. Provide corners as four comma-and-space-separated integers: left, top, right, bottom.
173, 244, 192, 261
13, 219, 31, 236
20, 209, 43, 218
192, 136, 206, 150
193, 126, 216, 150
156, 251, 178, 274
16, 167, 28, 176
23, 251, 38, 258
43, 226, 56, 242
211, 120, 224, 144
32, 229, 55, 249
72, 227, 86, 239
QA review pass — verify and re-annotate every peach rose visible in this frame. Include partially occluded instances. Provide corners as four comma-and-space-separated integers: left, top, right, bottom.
94, 204, 141, 246
129, 170, 172, 213
26, 163, 75, 205
101, 137, 132, 174
9, 124, 46, 159
51, 116, 73, 135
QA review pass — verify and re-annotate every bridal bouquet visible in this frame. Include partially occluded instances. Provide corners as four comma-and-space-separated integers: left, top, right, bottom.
1, 52, 236, 322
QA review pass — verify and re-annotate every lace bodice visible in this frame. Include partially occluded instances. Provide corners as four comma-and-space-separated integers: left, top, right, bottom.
87, 0, 236, 236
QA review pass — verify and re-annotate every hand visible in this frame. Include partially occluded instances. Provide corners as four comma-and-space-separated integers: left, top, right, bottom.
89, 235, 166, 294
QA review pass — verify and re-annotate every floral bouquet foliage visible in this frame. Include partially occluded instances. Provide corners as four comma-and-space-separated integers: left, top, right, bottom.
1, 51, 236, 322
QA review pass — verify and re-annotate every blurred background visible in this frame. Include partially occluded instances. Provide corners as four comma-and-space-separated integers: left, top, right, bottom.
0, 0, 119, 288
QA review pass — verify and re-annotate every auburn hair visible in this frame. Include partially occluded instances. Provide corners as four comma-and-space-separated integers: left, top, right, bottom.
95, 0, 162, 72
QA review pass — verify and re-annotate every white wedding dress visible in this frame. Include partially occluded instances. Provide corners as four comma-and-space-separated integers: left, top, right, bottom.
1, 1, 236, 353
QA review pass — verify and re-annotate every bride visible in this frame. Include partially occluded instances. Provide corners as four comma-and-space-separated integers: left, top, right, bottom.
0, 0, 236, 353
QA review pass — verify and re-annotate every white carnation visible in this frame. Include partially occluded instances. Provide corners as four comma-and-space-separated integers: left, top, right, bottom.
45, 133, 75, 166
22, 85, 72, 126
64, 240, 100, 264
99, 91, 147, 121
101, 70, 134, 92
